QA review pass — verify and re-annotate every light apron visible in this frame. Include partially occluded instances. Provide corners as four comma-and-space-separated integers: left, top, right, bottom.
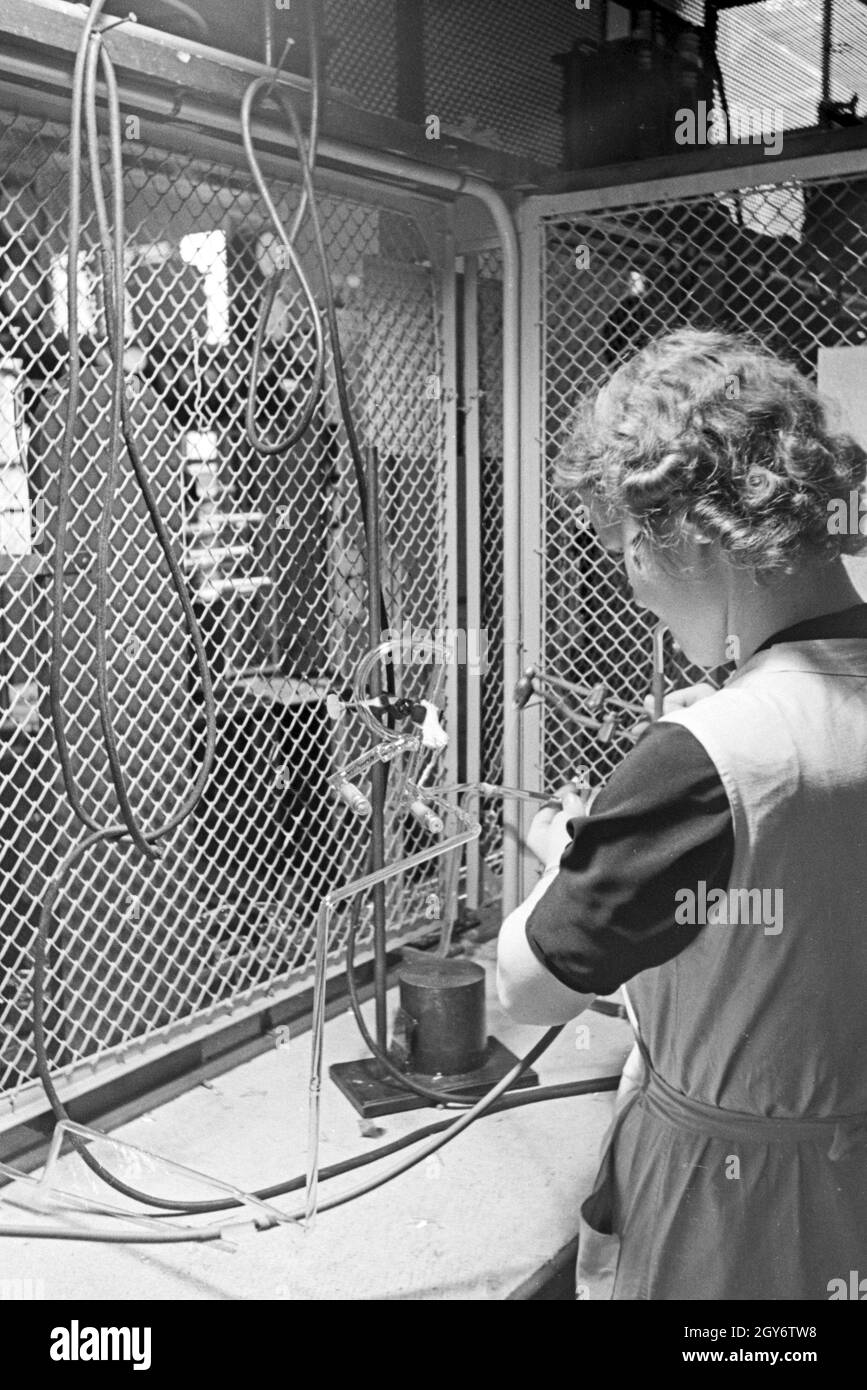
576, 1043, 867, 1300
575, 640, 867, 1300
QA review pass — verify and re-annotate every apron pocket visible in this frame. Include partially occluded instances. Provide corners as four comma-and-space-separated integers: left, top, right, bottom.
575, 1182, 621, 1300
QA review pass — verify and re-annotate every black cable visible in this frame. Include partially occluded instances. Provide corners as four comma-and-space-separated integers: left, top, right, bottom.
268, 77, 400, 750
50, 4, 217, 844
309, 1026, 563, 1216
1, 1068, 621, 1239
242, 17, 324, 455
239, 20, 392, 647
49, 0, 111, 833
144, 1071, 622, 1219
240, 76, 325, 454
85, 34, 155, 861
33, 0, 218, 1213
86, 38, 217, 829
269, 88, 373, 535
101, 1024, 566, 1225
243, 0, 401, 1083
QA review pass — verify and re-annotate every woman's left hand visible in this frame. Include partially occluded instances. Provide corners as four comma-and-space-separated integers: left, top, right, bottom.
525, 785, 588, 871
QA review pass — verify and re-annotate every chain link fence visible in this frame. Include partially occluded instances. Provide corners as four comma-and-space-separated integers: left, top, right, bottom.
526, 159, 867, 796
0, 105, 453, 1116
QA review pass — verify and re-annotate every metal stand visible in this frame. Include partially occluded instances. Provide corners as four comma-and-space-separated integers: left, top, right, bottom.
330, 955, 539, 1118
329, 1044, 538, 1119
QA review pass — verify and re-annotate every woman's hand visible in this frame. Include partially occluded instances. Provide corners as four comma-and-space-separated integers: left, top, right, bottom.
525, 784, 587, 871
630, 681, 717, 739
643, 681, 716, 716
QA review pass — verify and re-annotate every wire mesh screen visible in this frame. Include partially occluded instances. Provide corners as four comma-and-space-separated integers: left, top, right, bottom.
423, 0, 598, 165
535, 164, 867, 790
324, 0, 398, 120
0, 107, 450, 1114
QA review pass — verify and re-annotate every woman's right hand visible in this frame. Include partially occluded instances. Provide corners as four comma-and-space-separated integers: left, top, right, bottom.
643, 681, 716, 717
629, 682, 717, 738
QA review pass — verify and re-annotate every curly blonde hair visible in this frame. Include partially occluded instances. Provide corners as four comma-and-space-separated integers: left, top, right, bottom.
558, 329, 867, 573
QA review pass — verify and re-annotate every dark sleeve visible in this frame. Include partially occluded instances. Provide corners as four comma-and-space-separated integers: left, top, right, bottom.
525, 722, 734, 996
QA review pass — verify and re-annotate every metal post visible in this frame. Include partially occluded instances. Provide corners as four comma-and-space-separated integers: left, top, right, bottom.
365, 444, 389, 1052
464, 190, 521, 918
651, 622, 667, 720
439, 213, 462, 938
462, 253, 483, 911
821, 0, 833, 111
262, 0, 275, 69
513, 200, 544, 906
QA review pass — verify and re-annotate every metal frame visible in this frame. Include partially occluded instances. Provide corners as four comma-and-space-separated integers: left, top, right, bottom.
441, 214, 461, 802
527, 146, 867, 221
461, 252, 483, 909
513, 200, 546, 908
0, 0, 549, 188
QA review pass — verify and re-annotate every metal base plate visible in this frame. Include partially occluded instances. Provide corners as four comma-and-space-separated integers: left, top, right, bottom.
329, 1037, 539, 1117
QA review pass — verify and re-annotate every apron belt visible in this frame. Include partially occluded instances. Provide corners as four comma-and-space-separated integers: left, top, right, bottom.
643, 1066, 867, 1160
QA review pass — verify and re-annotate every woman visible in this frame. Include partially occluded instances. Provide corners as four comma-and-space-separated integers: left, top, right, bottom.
497, 329, 867, 1300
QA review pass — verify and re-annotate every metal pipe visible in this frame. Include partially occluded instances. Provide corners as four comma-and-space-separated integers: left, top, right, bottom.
651, 622, 667, 720
262, 0, 275, 69
526, 666, 645, 719
478, 783, 555, 805
462, 187, 522, 917
461, 256, 483, 912
364, 447, 389, 1052
821, 0, 833, 110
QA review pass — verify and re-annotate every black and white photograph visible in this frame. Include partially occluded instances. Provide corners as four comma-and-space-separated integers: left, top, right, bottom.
1, 0, 866, 1343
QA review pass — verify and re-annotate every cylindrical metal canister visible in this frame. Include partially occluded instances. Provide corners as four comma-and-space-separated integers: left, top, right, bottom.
397, 956, 487, 1076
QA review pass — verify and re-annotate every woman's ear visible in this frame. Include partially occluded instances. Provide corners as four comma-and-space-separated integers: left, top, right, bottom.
678, 518, 719, 571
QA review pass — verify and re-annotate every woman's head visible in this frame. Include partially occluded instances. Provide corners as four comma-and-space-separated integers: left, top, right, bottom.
559, 329, 867, 664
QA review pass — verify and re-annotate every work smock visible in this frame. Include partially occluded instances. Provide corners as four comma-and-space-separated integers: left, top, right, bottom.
563, 637, 867, 1299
